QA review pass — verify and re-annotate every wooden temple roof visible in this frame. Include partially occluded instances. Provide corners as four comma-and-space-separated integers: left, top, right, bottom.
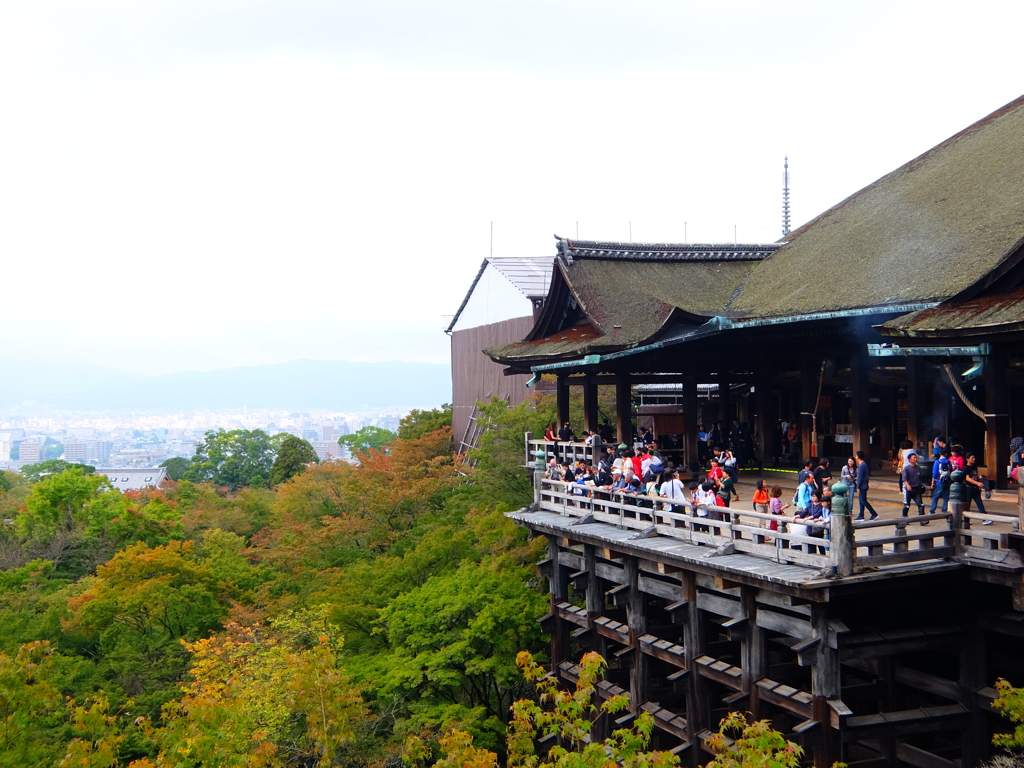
486, 93, 1024, 371
486, 241, 775, 365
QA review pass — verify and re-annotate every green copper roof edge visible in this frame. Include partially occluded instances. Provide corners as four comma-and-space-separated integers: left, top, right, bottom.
529, 303, 939, 375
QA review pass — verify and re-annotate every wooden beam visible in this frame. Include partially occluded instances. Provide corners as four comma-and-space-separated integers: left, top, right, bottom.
755, 609, 813, 639
895, 743, 961, 768
841, 704, 968, 742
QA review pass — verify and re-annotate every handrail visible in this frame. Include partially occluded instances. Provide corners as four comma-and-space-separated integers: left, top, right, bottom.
528, 438, 597, 466
534, 478, 973, 574
537, 479, 832, 569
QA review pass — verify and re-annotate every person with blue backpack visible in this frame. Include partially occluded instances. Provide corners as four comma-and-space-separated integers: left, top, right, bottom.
928, 447, 954, 517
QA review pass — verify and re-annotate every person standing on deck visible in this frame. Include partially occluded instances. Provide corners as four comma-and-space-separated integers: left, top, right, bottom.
795, 472, 815, 515
901, 452, 925, 518
660, 469, 687, 512
964, 453, 992, 523
558, 422, 574, 462
812, 457, 833, 498
929, 448, 953, 515
854, 450, 879, 521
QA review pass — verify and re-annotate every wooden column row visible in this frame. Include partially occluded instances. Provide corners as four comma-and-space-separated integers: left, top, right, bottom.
542, 536, 846, 764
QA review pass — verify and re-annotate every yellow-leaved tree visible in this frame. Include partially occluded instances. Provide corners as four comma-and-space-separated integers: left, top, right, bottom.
133, 607, 365, 768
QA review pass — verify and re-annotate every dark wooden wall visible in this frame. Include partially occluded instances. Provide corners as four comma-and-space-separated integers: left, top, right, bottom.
451, 316, 537, 448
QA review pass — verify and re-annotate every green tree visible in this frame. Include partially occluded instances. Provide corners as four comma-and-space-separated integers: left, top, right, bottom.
21, 459, 96, 483
398, 405, 453, 442
704, 712, 804, 768
409, 651, 678, 768
269, 435, 320, 486
17, 469, 118, 538
0, 641, 69, 766
338, 426, 396, 459
159, 457, 190, 482
183, 429, 277, 491
373, 559, 545, 747
470, 396, 555, 508
993, 678, 1024, 750
64, 540, 242, 717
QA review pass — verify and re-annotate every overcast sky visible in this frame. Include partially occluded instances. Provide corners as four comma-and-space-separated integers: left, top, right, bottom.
2, 1, 1021, 375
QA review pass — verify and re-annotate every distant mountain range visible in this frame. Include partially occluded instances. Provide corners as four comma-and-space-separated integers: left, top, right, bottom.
0, 359, 452, 412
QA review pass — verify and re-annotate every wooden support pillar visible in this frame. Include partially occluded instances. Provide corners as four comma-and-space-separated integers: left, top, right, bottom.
684, 371, 699, 471
615, 373, 632, 446
740, 587, 764, 719
905, 360, 929, 444
960, 621, 989, 768
624, 557, 649, 715
584, 545, 605, 654
878, 656, 898, 767
583, 375, 599, 434
683, 571, 708, 766
933, 373, 950, 445
753, 357, 771, 470
800, 351, 817, 462
851, 349, 871, 461
584, 544, 608, 740
905, 360, 929, 448
811, 603, 840, 768
718, 372, 731, 425
985, 355, 1010, 488
556, 375, 571, 431
879, 386, 895, 462
548, 536, 570, 665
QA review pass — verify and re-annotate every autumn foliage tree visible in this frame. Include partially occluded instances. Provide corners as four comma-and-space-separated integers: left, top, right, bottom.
409, 651, 678, 768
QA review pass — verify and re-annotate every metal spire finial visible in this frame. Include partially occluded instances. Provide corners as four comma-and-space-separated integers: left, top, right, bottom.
782, 156, 791, 237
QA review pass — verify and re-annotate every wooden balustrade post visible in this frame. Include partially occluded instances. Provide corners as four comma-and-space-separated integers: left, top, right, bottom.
830, 482, 854, 577
950, 501, 964, 558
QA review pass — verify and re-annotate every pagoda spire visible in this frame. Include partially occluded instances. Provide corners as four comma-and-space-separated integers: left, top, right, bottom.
782, 156, 792, 237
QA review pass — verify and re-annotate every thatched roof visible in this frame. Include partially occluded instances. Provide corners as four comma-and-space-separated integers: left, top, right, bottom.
727, 95, 1024, 317
485, 94, 1024, 369
485, 241, 773, 365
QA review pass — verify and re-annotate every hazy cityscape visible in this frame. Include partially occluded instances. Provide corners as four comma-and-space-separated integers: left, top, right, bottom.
0, 406, 408, 471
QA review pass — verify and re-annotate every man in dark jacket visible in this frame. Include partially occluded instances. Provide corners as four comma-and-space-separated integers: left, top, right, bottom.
901, 452, 925, 517
854, 451, 879, 521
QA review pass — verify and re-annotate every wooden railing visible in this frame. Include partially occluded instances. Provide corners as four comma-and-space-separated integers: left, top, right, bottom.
533, 479, 1019, 574
537, 479, 834, 569
526, 436, 597, 467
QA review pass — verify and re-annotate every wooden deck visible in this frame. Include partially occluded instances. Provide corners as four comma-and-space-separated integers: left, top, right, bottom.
516, 473, 1024, 766
519, 479, 1023, 585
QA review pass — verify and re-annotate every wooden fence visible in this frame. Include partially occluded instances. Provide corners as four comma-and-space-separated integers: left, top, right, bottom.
535, 478, 1020, 574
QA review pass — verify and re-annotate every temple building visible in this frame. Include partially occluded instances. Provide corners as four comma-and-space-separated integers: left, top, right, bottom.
487, 95, 1024, 485
473, 94, 1024, 766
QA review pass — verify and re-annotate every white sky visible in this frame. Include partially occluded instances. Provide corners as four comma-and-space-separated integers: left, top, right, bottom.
1, 0, 1022, 375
